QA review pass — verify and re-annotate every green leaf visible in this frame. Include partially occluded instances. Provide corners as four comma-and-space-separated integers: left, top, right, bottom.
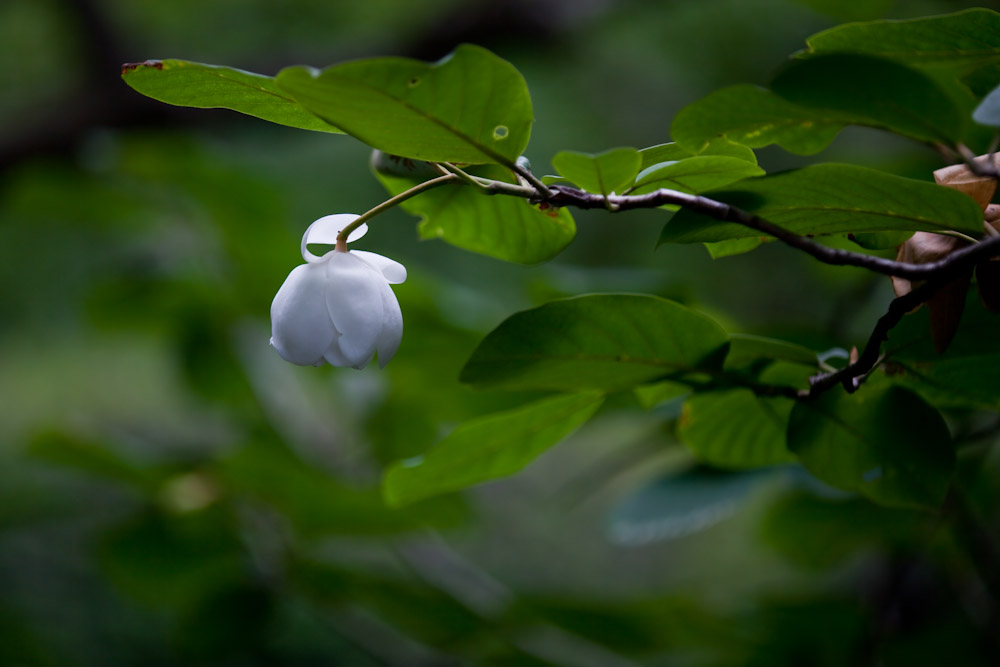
376, 167, 575, 264
638, 138, 757, 169
461, 294, 730, 391
680, 390, 797, 468
787, 386, 955, 509
671, 84, 845, 156
220, 441, 466, 536
884, 292, 1000, 410
770, 53, 968, 146
629, 156, 764, 195
634, 380, 690, 410
551, 148, 641, 196
973, 82, 1000, 126
275, 44, 532, 165
608, 467, 771, 545
803, 8, 1000, 72
704, 237, 765, 259
383, 392, 604, 506
725, 334, 818, 373
659, 164, 985, 244
121, 60, 341, 133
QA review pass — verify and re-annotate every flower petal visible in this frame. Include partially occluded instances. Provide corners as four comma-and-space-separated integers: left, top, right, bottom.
325, 251, 385, 368
301, 214, 367, 262
353, 250, 407, 284
270, 263, 336, 366
375, 280, 403, 368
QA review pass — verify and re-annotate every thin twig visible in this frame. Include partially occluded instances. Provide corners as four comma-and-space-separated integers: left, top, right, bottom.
540, 184, 1000, 281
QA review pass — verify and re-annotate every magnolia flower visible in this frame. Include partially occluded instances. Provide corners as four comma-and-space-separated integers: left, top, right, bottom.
270, 214, 406, 369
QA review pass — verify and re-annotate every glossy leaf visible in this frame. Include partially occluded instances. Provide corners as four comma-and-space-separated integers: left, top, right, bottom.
551, 148, 641, 196
383, 392, 604, 506
803, 8, 1000, 71
788, 386, 954, 509
121, 60, 341, 133
660, 164, 985, 244
461, 294, 730, 391
376, 167, 575, 263
276, 44, 532, 165
770, 54, 968, 146
671, 84, 844, 156
630, 156, 764, 195
680, 390, 796, 468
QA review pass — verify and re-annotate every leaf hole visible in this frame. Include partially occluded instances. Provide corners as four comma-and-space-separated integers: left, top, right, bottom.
493, 125, 509, 140
408, 77, 421, 87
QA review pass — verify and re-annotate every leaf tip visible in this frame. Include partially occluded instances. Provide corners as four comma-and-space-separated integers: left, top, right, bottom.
121, 60, 163, 77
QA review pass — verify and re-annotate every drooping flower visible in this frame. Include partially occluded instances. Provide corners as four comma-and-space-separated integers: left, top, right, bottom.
270, 214, 407, 369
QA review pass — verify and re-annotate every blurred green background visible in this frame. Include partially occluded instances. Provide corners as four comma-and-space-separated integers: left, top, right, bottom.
3, 0, 1000, 664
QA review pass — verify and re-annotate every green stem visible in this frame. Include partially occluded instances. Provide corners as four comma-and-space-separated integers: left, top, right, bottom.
336, 173, 458, 247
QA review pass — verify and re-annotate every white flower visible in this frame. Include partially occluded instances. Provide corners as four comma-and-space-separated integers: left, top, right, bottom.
270, 214, 407, 369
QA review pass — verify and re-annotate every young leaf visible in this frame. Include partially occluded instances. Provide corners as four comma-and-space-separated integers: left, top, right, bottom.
629, 156, 764, 195
803, 8, 1000, 72
671, 84, 844, 156
551, 148, 641, 196
679, 390, 797, 469
788, 385, 955, 509
659, 164, 985, 244
638, 138, 757, 169
383, 392, 604, 506
376, 166, 575, 264
461, 294, 730, 391
770, 54, 968, 146
275, 44, 533, 165
121, 60, 342, 133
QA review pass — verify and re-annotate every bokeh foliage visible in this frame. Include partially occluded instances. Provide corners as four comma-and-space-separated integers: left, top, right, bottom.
2, 0, 1000, 665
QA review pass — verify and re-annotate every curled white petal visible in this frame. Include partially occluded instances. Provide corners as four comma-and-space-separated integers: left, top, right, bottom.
374, 280, 403, 368
324, 251, 386, 369
301, 214, 368, 262
353, 250, 407, 284
270, 263, 338, 366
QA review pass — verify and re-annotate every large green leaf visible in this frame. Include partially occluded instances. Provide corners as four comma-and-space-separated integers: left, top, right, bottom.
551, 148, 641, 196
376, 166, 575, 264
787, 385, 955, 509
276, 44, 532, 165
803, 8, 1000, 72
121, 60, 341, 133
461, 294, 730, 391
679, 390, 796, 469
671, 85, 844, 156
629, 156, 764, 196
383, 392, 604, 507
770, 53, 968, 146
659, 164, 985, 244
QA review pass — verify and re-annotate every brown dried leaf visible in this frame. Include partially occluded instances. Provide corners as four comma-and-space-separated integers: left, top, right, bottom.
928, 270, 973, 354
